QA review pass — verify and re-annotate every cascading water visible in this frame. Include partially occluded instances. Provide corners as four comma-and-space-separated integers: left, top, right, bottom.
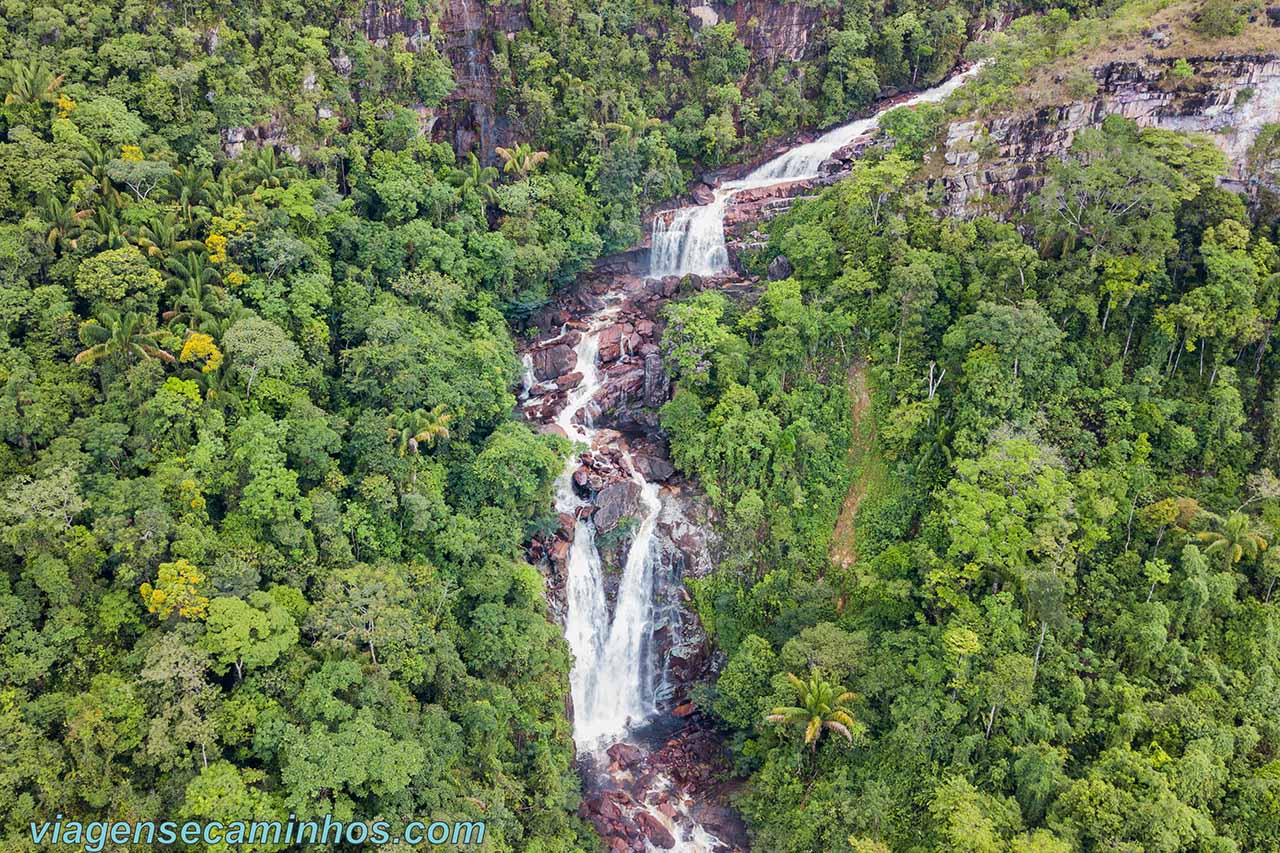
547, 305, 724, 851
535, 66, 983, 851
649, 65, 985, 278
519, 352, 537, 399
554, 304, 663, 748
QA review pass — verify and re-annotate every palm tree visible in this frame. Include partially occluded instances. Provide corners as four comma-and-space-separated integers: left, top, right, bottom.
166, 250, 221, 292
1196, 511, 1269, 570
449, 152, 500, 204
163, 277, 223, 330
765, 668, 864, 750
38, 193, 91, 253
78, 141, 120, 204
83, 204, 127, 250
168, 164, 214, 224
603, 114, 661, 142
495, 143, 549, 179
74, 311, 175, 367
387, 406, 453, 458
135, 211, 204, 261
1, 58, 63, 105
236, 146, 301, 191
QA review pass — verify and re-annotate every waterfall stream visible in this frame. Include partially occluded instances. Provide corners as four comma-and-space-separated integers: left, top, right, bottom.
532, 66, 983, 851
554, 303, 662, 747
649, 65, 984, 278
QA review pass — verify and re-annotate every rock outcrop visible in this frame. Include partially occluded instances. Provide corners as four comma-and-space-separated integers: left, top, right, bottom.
938, 54, 1280, 215
716, 0, 839, 68
578, 719, 749, 853
359, 0, 527, 159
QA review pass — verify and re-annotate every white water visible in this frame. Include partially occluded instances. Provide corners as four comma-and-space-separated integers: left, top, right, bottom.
519, 352, 537, 399
555, 305, 662, 749
649, 65, 985, 278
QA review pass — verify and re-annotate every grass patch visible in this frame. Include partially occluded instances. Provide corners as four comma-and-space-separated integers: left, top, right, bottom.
829, 363, 888, 570
950, 0, 1279, 120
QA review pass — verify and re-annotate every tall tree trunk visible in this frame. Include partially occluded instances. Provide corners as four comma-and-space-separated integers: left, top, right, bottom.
1032, 623, 1048, 680
1256, 322, 1274, 375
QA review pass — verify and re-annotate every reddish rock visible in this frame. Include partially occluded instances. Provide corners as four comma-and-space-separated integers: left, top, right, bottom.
594, 480, 641, 532
555, 371, 583, 388
673, 702, 697, 718
633, 453, 675, 483
532, 343, 576, 381
598, 323, 625, 362
636, 812, 676, 850
607, 741, 644, 770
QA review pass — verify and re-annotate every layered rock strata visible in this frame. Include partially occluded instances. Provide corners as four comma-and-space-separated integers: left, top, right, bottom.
939, 54, 1280, 215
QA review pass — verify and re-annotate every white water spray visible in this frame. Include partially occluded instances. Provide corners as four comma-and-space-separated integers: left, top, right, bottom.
649, 65, 984, 278
554, 306, 663, 749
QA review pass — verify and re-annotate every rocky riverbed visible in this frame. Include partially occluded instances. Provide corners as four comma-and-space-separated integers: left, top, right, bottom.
520, 265, 756, 851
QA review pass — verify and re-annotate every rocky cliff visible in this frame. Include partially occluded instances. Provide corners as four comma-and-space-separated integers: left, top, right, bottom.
689, 0, 837, 67
350, 0, 839, 162
938, 53, 1280, 216
359, 0, 528, 157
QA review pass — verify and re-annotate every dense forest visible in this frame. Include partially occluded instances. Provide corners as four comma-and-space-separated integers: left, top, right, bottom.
0, 0, 1277, 849
670, 114, 1280, 850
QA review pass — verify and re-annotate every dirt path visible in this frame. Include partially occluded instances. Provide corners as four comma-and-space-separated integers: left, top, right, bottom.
829, 362, 876, 570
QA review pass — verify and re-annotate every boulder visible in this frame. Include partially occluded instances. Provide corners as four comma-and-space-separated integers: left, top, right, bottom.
767, 254, 794, 280
598, 323, 626, 363
606, 741, 644, 769
690, 804, 750, 848
691, 181, 716, 205
635, 812, 676, 850
633, 453, 675, 483
688, 4, 718, 29
594, 480, 641, 532
532, 344, 576, 381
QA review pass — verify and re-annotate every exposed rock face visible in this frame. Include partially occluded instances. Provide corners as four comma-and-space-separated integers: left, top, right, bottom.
939, 54, 1280, 215
360, 0, 527, 160
717, 0, 838, 68
579, 720, 749, 853
767, 253, 793, 280
595, 480, 642, 532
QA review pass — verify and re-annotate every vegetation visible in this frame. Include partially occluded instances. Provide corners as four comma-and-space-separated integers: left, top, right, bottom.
663, 104, 1280, 850
2, 0, 1277, 848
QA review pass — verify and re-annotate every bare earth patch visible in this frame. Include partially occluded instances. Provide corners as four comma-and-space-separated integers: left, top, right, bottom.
829, 362, 877, 570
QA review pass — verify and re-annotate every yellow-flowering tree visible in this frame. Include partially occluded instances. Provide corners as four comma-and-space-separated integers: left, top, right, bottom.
139, 559, 209, 620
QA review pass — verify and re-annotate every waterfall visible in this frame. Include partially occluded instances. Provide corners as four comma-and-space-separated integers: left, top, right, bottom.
519, 352, 536, 399
648, 65, 985, 279
554, 306, 661, 748
534, 67, 985, 848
